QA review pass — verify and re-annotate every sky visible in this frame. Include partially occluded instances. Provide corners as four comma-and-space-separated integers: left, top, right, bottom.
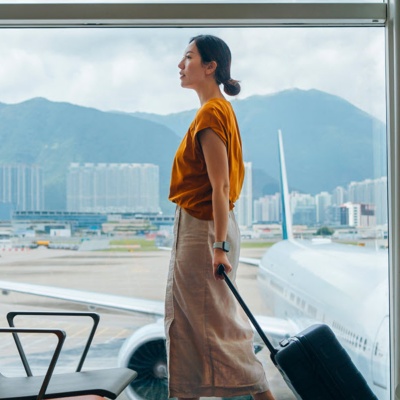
0, 12, 386, 121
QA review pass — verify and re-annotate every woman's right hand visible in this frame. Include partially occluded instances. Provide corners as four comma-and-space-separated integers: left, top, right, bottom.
213, 250, 232, 280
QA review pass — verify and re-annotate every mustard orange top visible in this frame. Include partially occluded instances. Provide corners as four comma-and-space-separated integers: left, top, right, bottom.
169, 98, 244, 220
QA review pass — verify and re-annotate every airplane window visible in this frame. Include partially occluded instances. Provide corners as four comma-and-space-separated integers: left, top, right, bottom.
0, 25, 388, 400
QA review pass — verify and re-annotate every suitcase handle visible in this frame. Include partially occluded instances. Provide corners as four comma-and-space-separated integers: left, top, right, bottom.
218, 264, 278, 359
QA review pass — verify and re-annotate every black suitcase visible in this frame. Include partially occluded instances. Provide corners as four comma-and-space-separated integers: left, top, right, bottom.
217, 264, 378, 400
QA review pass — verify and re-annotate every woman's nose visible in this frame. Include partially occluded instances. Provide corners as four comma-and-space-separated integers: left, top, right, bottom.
178, 59, 184, 69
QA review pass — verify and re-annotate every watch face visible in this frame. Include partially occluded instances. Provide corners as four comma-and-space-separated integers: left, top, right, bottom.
213, 242, 230, 252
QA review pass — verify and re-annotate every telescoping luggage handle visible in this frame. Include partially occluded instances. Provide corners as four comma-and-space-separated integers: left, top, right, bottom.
217, 264, 278, 359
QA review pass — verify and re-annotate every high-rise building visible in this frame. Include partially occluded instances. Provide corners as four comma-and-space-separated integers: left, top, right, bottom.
315, 191, 332, 225
340, 202, 376, 228
0, 164, 44, 213
236, 162, 252, 228
331, 186, 347, 206
348, 177, 387, 225
290, 191, 316, 226
67, 163, 160, 213
253, 193, 280, 223
329, 186, 348, 225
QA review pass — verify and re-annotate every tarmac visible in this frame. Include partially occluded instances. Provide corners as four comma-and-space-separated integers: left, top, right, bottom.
0, 246, 295, 400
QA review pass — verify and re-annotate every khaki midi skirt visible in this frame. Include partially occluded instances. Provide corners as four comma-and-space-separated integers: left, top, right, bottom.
164, 207, 269, 398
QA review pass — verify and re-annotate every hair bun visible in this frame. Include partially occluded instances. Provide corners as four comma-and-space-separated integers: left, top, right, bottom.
223, 79, 241, 96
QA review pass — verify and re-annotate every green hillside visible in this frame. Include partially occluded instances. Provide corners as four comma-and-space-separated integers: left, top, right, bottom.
132, 88, 386, 197
0, 98, 180, 212
0, 89, 386, 212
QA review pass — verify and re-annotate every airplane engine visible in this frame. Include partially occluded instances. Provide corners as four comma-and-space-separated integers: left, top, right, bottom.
117, 321, 262, 400
118, 321, 168, 400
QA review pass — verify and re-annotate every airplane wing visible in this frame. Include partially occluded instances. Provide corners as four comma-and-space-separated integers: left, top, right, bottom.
0, 280, 164, 317
0, 251, 295, 343
0, 279, 297, 345
252, 315, 298, 347
239, 257, 260, 266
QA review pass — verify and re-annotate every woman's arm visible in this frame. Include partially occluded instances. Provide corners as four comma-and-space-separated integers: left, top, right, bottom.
198, 128, 232, 280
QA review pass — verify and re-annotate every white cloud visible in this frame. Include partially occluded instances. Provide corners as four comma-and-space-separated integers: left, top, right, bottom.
224, 27, 386, 121
0, 26, 386, 120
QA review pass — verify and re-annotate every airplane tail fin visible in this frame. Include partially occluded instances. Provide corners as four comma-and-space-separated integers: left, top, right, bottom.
278, 130, 293, 240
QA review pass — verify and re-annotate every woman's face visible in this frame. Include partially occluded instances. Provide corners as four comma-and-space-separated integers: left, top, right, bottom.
178, 41, 209, 91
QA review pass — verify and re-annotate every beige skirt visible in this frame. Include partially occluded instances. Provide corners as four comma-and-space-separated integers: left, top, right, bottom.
164, 207, 269, 398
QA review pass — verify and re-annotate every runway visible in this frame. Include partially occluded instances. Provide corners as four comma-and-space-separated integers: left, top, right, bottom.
0, 247, 295, 400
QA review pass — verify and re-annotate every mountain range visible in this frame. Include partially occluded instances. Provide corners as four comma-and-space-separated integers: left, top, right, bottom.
0, 89, 386, 214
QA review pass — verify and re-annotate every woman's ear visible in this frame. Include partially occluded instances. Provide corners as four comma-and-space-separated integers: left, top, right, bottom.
205, 61, 217, 76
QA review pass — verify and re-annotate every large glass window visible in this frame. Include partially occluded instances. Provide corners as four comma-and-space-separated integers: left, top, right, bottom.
0, 24, 388, 400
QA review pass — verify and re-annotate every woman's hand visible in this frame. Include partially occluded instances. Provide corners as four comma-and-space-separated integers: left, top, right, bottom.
213, 249, 232, 280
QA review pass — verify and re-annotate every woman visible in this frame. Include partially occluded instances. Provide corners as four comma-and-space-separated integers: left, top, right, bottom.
165, 34, 276, 400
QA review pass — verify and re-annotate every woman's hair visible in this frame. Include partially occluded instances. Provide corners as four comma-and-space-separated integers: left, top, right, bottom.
190, 34, 241, 96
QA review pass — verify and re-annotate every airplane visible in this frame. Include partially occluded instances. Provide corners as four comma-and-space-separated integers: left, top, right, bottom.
0, 130, 389, 400
248, 131, 389, 399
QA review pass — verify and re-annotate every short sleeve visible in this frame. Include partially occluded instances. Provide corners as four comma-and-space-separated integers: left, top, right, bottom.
193, 102, 228, 146
169, 98, 243, 220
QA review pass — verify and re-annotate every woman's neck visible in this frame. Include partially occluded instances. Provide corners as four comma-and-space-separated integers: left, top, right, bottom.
196, 83, 225, 106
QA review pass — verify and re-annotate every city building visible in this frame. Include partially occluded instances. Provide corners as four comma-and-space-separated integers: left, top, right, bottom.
340, 202, 376, 228
235, 162, 252, 228
315, 191, 332, 225
12, 210, 108, 234
12, 210, 174, 235
67, 163, 160, 213
331, 186, 347, 206
347, 177, 387, 225
290, 191, 316, 226
252, 175, 388, 229
0, 164, 44, 217
253, 193, 280, 223
326, 186, 346, 226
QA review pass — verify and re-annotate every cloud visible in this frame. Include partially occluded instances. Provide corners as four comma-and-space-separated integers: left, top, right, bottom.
223, 27, 385, 121
0, 26, 386, 120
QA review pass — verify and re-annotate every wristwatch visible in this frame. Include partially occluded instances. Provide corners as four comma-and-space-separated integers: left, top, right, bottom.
213, 241, 230, 252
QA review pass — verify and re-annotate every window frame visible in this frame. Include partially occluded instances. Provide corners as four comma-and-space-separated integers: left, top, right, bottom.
0, 3, 387, 27
0, 2, 398, 399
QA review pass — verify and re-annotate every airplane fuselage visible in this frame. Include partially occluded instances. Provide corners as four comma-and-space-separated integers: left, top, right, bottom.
258, 239, 389, 399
